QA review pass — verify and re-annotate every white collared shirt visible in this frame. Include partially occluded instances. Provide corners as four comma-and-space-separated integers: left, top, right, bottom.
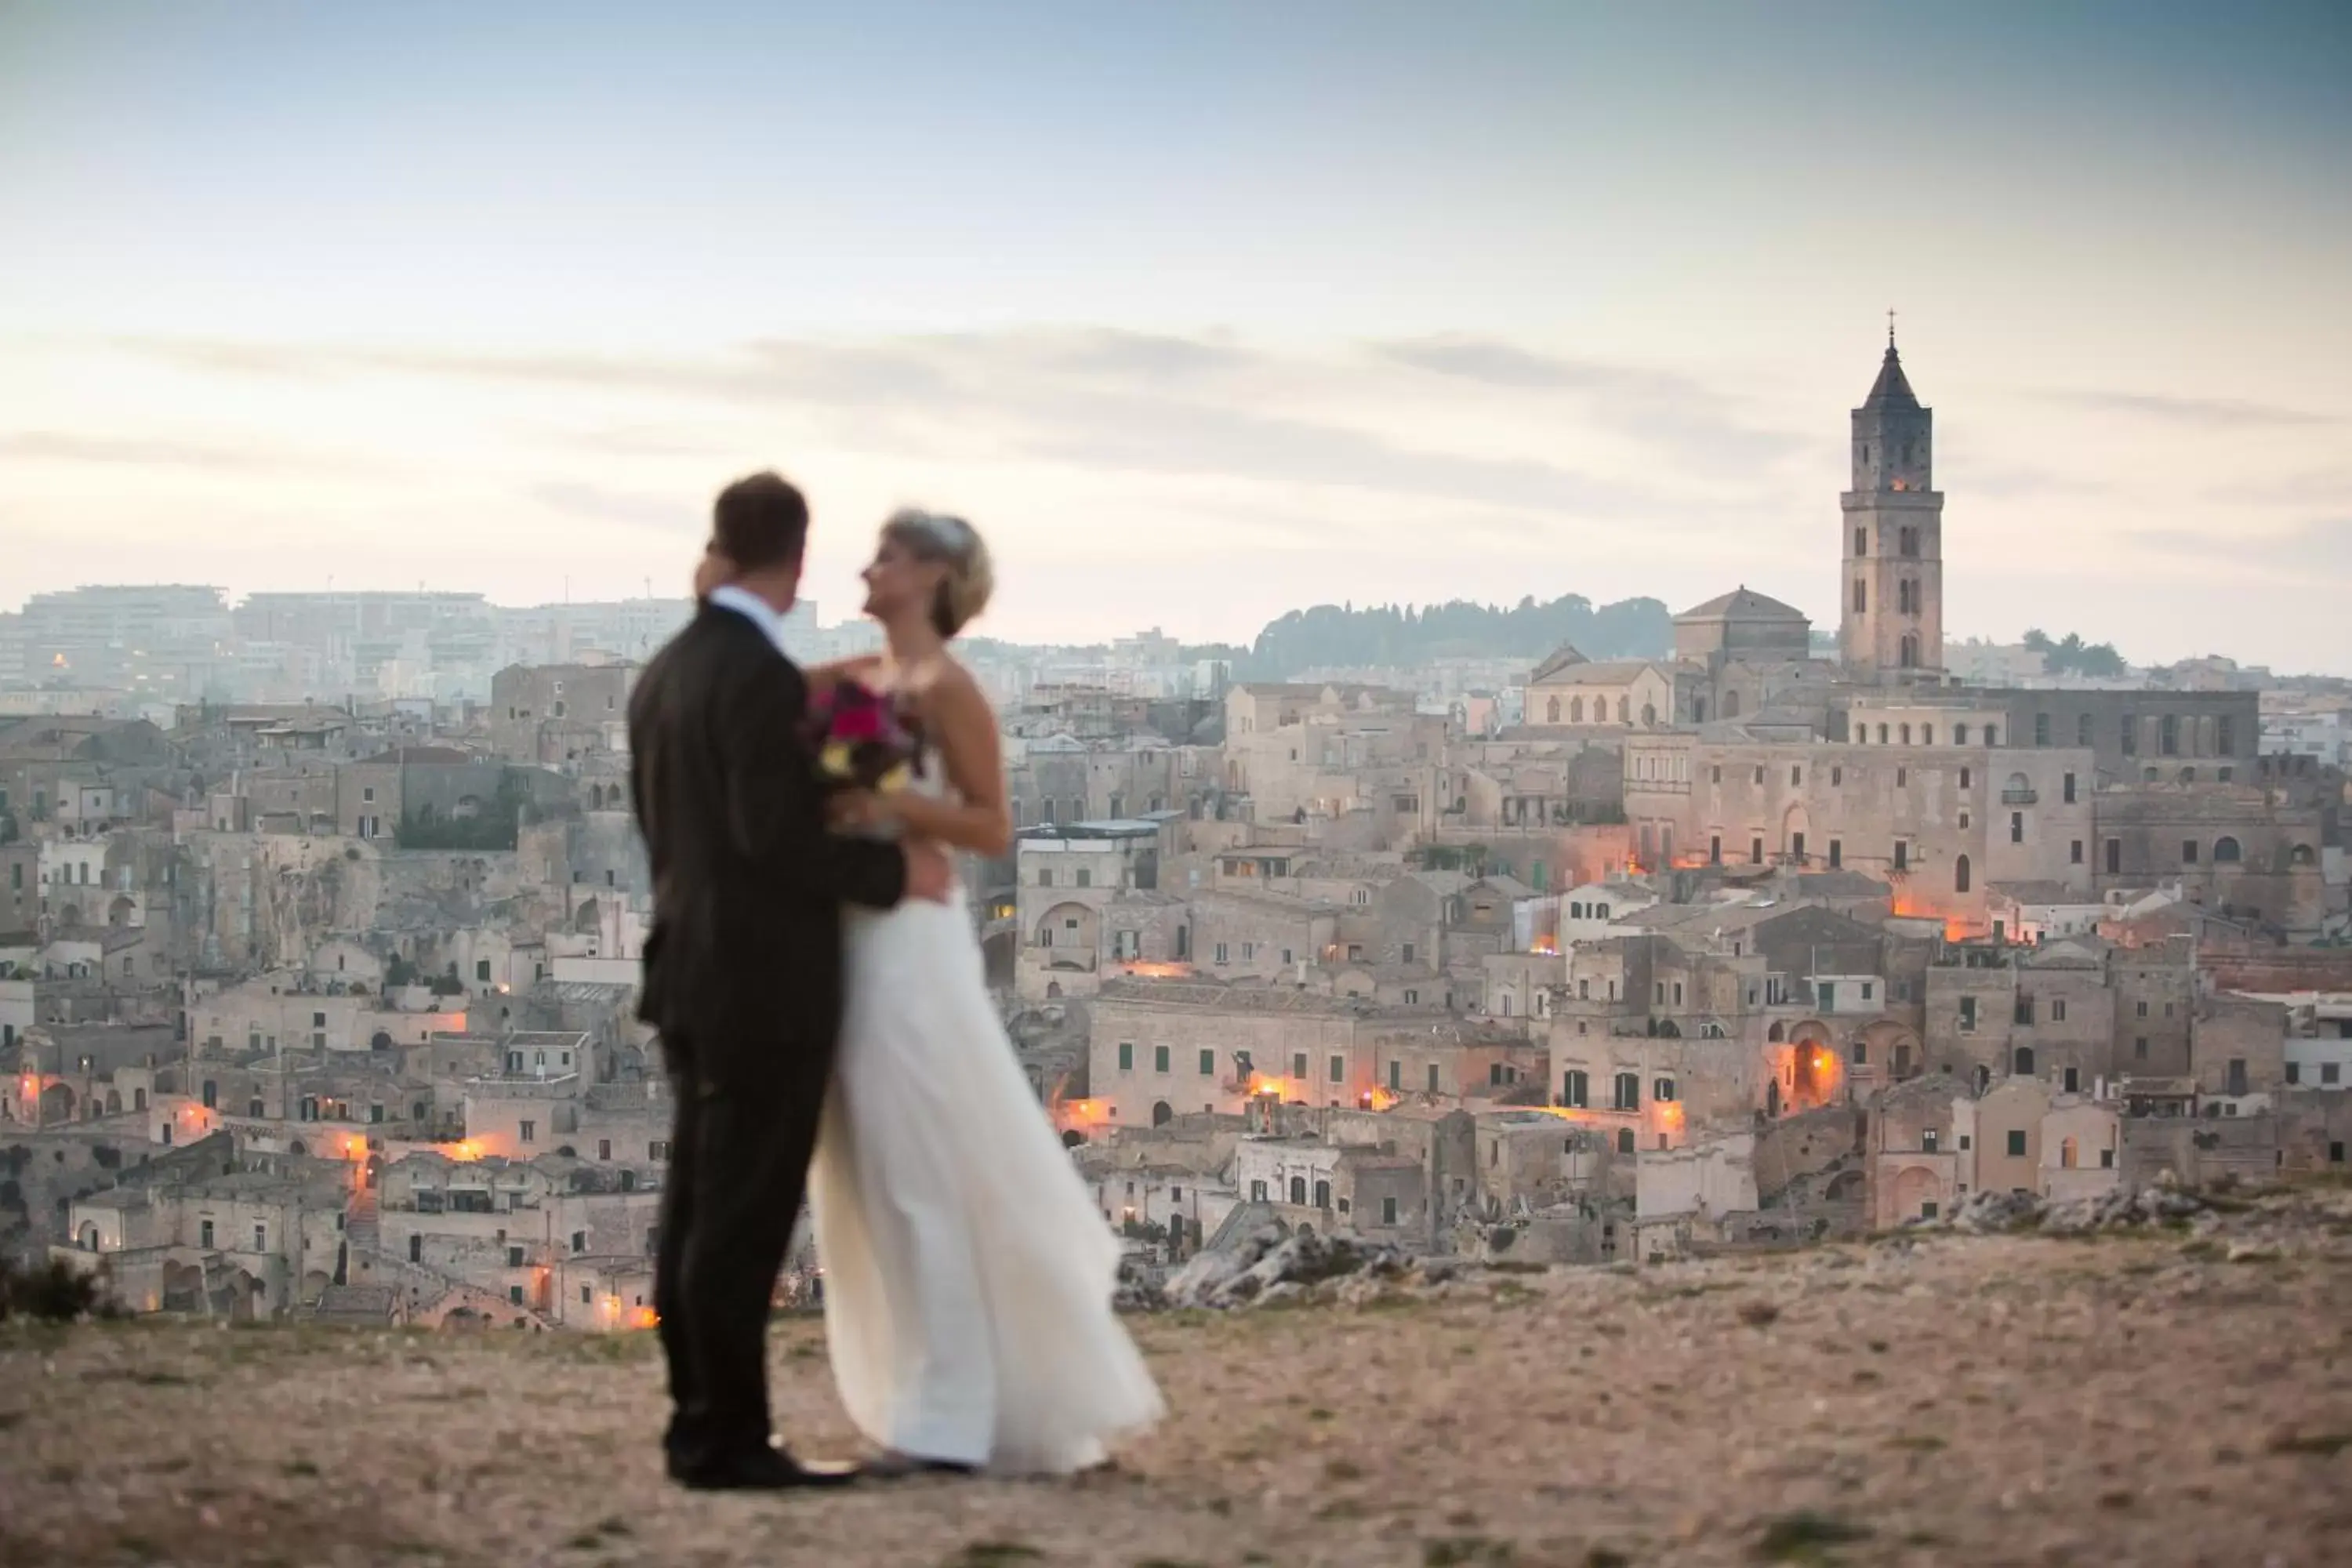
706, 584, 792, 656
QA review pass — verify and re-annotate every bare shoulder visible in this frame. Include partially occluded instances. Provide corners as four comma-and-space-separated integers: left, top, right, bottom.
906, 652, 988, 713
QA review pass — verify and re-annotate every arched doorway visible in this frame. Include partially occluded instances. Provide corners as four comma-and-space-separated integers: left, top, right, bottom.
1150, 1101, 1173, 1127
1954, 854, 1971, 895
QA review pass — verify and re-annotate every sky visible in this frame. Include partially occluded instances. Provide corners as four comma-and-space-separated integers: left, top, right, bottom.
2, 0, 2349, 667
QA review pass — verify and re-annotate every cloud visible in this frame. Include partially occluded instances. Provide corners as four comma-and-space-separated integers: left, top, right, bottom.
2134, 516, 2352, 583
1369, 333, 1805, 470
528, 481, 699, 535
103, 328, 1722, 526
0, 430, 286, 470
2038, 390, 2336, 430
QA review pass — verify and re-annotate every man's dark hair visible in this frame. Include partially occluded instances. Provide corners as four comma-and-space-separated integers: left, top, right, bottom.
711, 472, 808, 572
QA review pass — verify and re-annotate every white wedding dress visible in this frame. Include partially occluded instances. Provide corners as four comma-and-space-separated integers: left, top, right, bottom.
807, 758, 1163, 1474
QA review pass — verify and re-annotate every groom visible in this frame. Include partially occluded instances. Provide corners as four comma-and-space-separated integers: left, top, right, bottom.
630, 471, 953, 1490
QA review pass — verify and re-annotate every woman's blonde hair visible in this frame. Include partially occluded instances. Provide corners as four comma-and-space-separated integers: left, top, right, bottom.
880, 508, 993, 638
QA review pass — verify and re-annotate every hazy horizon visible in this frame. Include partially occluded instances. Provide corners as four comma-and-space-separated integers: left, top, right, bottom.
5, 2, 2348, 670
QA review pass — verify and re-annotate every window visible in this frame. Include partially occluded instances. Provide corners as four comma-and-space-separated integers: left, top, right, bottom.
1955, 854, 1971, 894
475, 960, 491, 982
572, 1230, 586, 1254
1853, 579, 1867, 613
598, 1139, 612, 1160
1198, 1049, 1214, 1076
1563, 1069, 1589, 1109
1617, 1127, 1635, 1155
1214, 942, 1228, 964
1958, 996, 1977, 1031
1893, 840, 1909, 872
2071, 839, 2084, 865
1076, 869, 1091, 889
1038, 869, 1053, 888
1382, 1196, 1399, 1225
1613, 1072, 1640, 1111
509, 1286, 524, 1306
1708, 834, 1722, 865
2135, 1036, 2149, 1060
2213, 836, 2241, 863
2106, 839, 2122, 874
409, 1235, 423, 1262
1427, 1063, 1440, 1093
1750, 837, 1763, 866
2160, 713, 2179, 756
1653, 1077, 1675, 1102
2062, 771, 2077, 804
1922, 1128, 1938, 1152
1152, 1045, 1170, 1073
2121, 716, 2137, 757
1828, 839, 1842, 869
1955, 724, 1969, 746
649, 1141, 670, 1161
519, 1120, 535, 1143
2006, 1131, 2027, 1157
2218, 715, 2236, 755
1855, 526, 1867, 555
2034, 713, 2050, 747
1329, 1054, 1345, 1084
1117, 1042, 1133, 1072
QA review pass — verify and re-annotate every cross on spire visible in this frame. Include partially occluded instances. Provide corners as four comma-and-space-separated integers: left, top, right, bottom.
1887, 307, 1898, 349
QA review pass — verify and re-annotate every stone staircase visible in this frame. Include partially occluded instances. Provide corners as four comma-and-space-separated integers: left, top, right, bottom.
346, 1184, 380, 1253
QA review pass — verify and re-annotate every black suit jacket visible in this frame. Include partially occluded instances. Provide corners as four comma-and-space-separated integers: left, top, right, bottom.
629, 602, 906, 1091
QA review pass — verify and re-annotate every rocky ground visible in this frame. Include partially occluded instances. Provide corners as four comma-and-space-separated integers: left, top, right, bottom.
4, 1181, 2351, 1568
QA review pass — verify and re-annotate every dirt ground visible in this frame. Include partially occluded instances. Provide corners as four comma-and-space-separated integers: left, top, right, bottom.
3, 1220, 2350, 1568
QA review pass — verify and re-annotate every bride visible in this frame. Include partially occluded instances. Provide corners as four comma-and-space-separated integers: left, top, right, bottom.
807, 508, 1164, 1477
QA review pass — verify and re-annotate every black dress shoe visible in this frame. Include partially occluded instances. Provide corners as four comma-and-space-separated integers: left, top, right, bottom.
672, 1446, 860, 1490
861, 1450, 981, 1480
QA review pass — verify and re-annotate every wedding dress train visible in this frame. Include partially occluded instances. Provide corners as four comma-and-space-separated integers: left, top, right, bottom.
808, 854, 1163, 1473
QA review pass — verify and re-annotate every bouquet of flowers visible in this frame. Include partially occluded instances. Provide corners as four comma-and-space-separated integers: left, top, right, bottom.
805, 677, 922, 795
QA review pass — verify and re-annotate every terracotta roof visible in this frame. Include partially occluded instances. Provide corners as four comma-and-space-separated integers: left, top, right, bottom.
1675, 586, 1808, 622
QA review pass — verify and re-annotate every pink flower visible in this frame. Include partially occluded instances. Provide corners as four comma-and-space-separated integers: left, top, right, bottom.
832, 701, 884, 742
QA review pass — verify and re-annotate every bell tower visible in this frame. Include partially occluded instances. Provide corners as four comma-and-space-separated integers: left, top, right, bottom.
1838, 319, 1943, 684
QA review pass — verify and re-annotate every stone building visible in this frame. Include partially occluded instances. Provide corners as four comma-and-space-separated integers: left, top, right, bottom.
1621, 731, 2094, 930
488, 663, 633, 766
1523, 647, 1683, 732
1085, 980, 1445, 1129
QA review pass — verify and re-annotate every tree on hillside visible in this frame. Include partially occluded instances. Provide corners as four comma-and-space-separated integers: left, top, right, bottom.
2022, 628, 2126, 678
1241, 593, 1671, 679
